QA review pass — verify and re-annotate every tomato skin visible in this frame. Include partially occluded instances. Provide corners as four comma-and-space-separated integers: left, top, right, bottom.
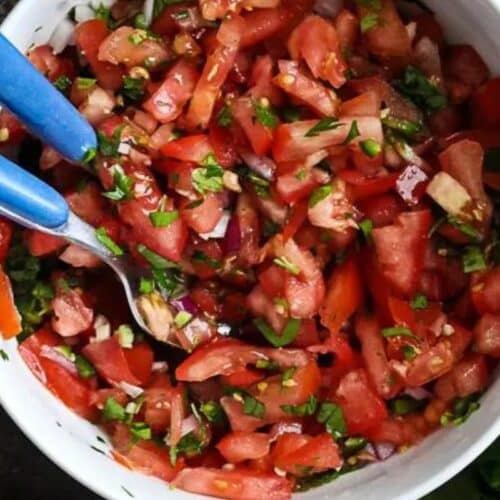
258, 264, 286, 298
82, 336, 142, 386
161, 134, 214, 164
276, 167, 319, 205
282, 200, 308, 242
372, 210, 432, 297
335, 369, 388, 436
274, 433, 342, 474
357, 194, 405, 228
434, 354, 489, 401
180, 193, 223, 234
19, 328, 97, 420
406, 341, 455, 387
339, 91, 380, 117
172, 467, 292, 500
320, 255, 364, 334
355, 315, 400, 399
471, 268, 500, 315
446, 45, 489, 89
339, 170, 399, 201
0, 217, 13, 264
123, 342, 154, 386
474, 313, 500, 358
143, 59, 198, 123
356, 0, 411, 62
472, 78, 500, 127
25, 230, 66, 257
216, 432, 271, 463
209, 119, 239, 168
28, 45, 75, 82
74, 20, 124, 91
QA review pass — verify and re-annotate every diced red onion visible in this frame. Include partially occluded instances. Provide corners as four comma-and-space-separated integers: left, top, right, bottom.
403, 387, 433, 400
221, 215, 241, 254
374, 442, 396, 461
313, 0, 343, 19
117, 381, 144, 399
40, 345, 78, 376
180, 415, 198, 437
171, 295, 199, 315
199, 211, 231, 240
240, 151, 276, 181
363, 442, 377, 458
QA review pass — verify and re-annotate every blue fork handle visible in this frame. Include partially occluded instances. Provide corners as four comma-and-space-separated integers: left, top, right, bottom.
0, 34, 97, 163
0, 155, 69, 228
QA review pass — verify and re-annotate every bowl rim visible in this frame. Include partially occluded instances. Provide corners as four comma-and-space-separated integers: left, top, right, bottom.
2, 1, 500, 500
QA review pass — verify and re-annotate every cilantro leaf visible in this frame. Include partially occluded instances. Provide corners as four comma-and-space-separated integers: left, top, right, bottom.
305, 118, 343, 137
317, 402, 347, 440
253, 318, 301, 347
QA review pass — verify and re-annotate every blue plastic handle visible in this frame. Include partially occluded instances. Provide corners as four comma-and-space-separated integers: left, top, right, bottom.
0, 155, 69, 228
0, 34, 97, 163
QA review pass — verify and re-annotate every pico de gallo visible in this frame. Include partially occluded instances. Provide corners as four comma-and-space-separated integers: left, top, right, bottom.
1, 0, 500, 497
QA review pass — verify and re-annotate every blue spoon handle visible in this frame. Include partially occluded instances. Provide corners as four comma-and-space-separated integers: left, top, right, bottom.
0, 155, 69, 229
0, 34, 97, 163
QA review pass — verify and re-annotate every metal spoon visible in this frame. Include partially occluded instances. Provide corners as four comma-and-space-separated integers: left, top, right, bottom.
0, 34, 172, 344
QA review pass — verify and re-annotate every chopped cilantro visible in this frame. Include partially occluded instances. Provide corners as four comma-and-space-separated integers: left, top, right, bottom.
381, 326, 416, 338
152, 268, 184, 297
309, 185, 332, 207
192, 250, 221, 269
254, 100, 279, 129
447, 215, 480, 241
103, 397, 126, 422
305, 118, 343, 137
463, 246, 487, 273
253, 318, 301, 347
192, 156, 224, 194
217, 103, 233, 127
411, 293, 428, 310
134, 13, 149, 30
281, 395, 318, 416
0, 349, 9, 361
440, 394, 481, 426
137, 244, 178, 270
273, 256, 300, 276
317, 402, 347, 440
130, 422, 152, 441
53, 75, 72, 92
153, 0, 185, 19
75, 355, 96, 379
359, 219, 373, 241
389, 395, 427, 416
95, 227, 124, 256
170, 431, 204, 465
82, 147, 97, 165
97, 126, 124, 158
128, 30, 149, 45
121, 76, 146, 103
149, 210, 179, 228
342, 120, 361, 144
200, 401, 225, 424
360, 13, 379, 33
76, 77, 97, 90
93, 3, 113, 27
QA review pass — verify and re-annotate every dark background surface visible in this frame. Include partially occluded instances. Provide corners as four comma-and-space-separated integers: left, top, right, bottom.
0, 1, 499, 499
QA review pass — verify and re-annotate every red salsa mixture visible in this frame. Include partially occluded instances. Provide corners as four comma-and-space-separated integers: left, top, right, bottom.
1, 0, 500, 498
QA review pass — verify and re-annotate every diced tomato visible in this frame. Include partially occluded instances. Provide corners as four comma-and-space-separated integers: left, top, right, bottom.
98, 26, 169, 68
355, 315, 400, 399
209, 119, 239, 168
406, 341, 454, 387
334, 9, 359, 49
320, 255, 364, 335
339, 169, 399, 201
356, 0, 411, 61
0, 267, 22, 340
471, 268, 500, 315
446, 45, 489, 89
357, 193, 405, 227
123, 342, 154, 386
274, 433, 342, 474
235, 193, 261, 266
28, 45, 75, 82
472, 78, 500, 127
272, 117, 383, 163
65, 181, 109, 227
366, 417, 424, 446
258, 264, 286, 299
172, 467, 292, 500
221, 368, 265, 388
161, 134, 214, 164
216, 432, 270, 463
247, 284, 287, 333
339, 91, 380, 117
434, 354, 489, 401
82, 336, 142, 386
25, 230, 66, 257
276, 166, 319, 204
185, 15, 244, 129
176, 338, 310, 382
250, 55, 283, 106
180, 193, 223, 234
240, 0, 314, 49
274, 60, 339, 117
143, 59, 198, 123
51, 288, 94, 337
372, 210, 431, 297
0, 110, 25, 145
474, 313, 500, 357
190, 240, 223, 280
335, 369, 388, 436
74, 20, 124, 90
152, 4, 206, 35
232, 97, 275, 156
0, 218, 13, 264
282, 200, 308, 242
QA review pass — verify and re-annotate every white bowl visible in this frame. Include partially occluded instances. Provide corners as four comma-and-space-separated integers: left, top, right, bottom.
2, 1, 500, 499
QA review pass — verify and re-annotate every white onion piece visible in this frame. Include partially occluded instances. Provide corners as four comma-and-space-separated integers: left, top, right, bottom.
180, 415, 198, 437
269, 422, 303, 442
240, 151, 276, 181
74, 5, 96, 23
118, 381, 144, 399
313, 0, 343, 18
152, 361, 168, 373
403, 387, 433, 400
374, 442, 396, 461
93, 314, 111, 342
90, 0, 115, 8
40, 345, 78, 376
50, 18, 75, 54
143, 0, 155, 26
199, 211, 231, 240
